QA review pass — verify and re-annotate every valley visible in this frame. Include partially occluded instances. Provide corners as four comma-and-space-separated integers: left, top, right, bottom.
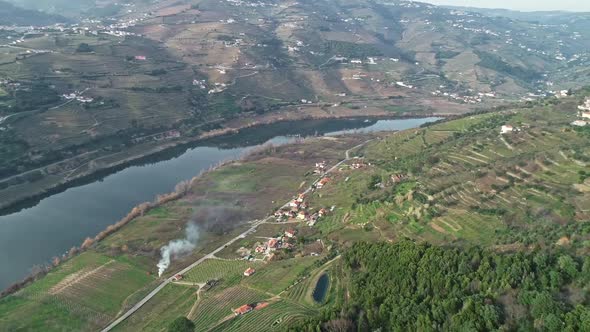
1, 92, 588, 331
1, 0, 590, 212
0, 0, 589, 331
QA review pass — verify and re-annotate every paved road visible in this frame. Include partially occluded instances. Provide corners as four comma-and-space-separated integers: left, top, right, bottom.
100, 138, 373, 332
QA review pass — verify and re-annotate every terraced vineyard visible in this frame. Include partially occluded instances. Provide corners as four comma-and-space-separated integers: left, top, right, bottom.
308, 94, 590, 247
211, 299, 315, 332
192, 286, 269, 331
115, 284, 196, 332
242, 257, 321, 295
0, 252, 153, 331
183, 259, 263, 285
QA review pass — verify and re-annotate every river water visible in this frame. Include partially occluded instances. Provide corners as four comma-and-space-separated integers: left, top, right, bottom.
0, 117, 439, 289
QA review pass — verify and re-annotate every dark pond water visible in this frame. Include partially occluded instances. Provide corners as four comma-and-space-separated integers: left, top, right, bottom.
0, 117, 440, 289
312, 273, 330, 303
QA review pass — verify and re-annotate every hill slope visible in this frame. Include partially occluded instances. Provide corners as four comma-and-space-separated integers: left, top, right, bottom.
1, 89, 588, 331
0, 0, 68, 25
1, 0, 590, 208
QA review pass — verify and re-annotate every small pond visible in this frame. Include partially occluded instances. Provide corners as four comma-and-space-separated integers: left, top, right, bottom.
312, 273, 330, 303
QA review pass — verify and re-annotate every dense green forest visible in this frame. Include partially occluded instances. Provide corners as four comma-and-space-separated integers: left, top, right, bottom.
292, 241, 590, 331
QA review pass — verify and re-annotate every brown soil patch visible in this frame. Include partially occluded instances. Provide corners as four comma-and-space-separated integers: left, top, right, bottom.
49, 260, 115, 295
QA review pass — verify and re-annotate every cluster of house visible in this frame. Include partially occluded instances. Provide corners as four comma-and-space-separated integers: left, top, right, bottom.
274, 191, 330, 226
571, 98, 590, 127
226, 0, 277, 8
252, 230, 298, 259
314, 161, 327, 174
431, 89, 496, 104
131, 130, 182, 144
62, 92, 94, 103
192, 79, 207, 90
208, 82, 228, 94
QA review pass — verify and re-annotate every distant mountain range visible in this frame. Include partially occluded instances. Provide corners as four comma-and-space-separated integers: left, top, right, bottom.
0, 0, 68, 25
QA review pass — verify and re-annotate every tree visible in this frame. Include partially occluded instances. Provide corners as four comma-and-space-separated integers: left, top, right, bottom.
167, 317, 195, 332
558, 255, 579, 281
76, 43, 92, 53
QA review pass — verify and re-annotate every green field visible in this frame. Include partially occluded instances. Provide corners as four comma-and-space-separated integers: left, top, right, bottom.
0, 252, 154, 331
183, 259, 263, 286
211, 299, 315, 332
192, 286, 269, 331
114, 284, 196, 332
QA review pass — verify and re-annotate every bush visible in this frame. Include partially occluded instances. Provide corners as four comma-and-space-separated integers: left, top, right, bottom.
76, 43, 92, 53
168, 317, 195, 332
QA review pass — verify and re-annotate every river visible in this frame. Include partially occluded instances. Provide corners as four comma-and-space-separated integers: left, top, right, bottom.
0, 117, 439, 290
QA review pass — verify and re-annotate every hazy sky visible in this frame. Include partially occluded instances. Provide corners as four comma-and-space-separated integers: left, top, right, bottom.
425, 0, 590, 12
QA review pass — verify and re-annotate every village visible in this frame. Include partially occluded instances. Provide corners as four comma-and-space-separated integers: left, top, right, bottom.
570, 97, 590, 127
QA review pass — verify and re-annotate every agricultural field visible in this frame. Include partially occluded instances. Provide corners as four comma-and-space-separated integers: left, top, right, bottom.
0, 252, 154, 331
306, 93, 590, 250
0, 133, 368, 331
114, 284, 197, 332
191, 286, 269, 331
211, 299, 315, 332
183, 259, 262, 286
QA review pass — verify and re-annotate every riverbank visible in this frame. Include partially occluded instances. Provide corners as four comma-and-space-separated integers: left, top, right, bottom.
0, 103, 456, 213
0, 132, 378, 331
0, 116, 441, 291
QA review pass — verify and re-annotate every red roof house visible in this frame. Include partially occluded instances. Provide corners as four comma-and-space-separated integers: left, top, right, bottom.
234, 304, 253, 315
243, 268, 256, 277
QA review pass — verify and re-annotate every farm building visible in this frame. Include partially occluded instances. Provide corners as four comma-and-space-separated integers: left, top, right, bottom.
233, 304, 253, 315
285, 230, 296, 238
243, 268, 256, 277
316, 177, 330, 189
172, 274, 183, 281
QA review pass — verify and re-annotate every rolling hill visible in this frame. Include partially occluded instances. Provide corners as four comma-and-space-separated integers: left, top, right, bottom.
1, 88, 588, 331
0, 0, 589, 213
0, 0, 68, 26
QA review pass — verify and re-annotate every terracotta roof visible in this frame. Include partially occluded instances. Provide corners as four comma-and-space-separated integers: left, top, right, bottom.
234, 304, 253, 315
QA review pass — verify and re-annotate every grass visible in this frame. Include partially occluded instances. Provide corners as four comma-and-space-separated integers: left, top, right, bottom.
211, 299, 315, 332
114, 284, 196, 332
192, 286, 269, 331
0, 252, 153, 332
183, 259, 263, 286
243, 256, 321, 295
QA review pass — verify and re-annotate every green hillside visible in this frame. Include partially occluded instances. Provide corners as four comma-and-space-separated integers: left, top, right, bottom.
1, 91, 588, 331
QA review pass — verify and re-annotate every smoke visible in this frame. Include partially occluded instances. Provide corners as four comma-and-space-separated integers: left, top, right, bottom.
157, 222, 200, 277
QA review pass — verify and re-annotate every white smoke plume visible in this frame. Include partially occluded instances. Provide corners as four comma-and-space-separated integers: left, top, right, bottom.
157, 222, 200, 277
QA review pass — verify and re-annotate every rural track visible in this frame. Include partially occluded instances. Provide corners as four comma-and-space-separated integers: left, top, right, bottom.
100, 138, 373, 332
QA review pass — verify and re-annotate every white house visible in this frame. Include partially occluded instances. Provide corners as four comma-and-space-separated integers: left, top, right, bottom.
571, 120, 587, 127
577, 98, 590, 111
500, 125, 514, 134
